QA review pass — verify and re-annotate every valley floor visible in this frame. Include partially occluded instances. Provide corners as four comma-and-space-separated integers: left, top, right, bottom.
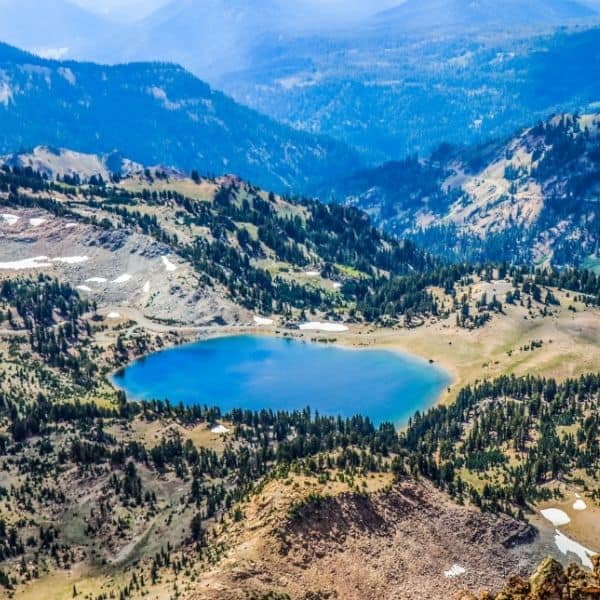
3, 212, 600, 598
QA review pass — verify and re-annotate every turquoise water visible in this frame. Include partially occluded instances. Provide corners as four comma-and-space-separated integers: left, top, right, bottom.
112, 335, 451, 426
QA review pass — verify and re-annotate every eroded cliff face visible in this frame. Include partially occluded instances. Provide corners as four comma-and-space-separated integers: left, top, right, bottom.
459, 555, 600, 599
188, 477, 552, 600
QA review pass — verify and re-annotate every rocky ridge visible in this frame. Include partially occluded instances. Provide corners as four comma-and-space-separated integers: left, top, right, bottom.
459, 555, 600, 599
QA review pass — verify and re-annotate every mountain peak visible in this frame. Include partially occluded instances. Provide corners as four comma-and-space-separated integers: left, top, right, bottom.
375, 0, 597, 31
0, 42, 361, 193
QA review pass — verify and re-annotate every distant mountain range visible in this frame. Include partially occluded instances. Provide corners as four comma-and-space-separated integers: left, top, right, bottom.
1, 0, 600, 166
9, 111, 600, 272
0, 42, 360, 192
0, 0, 395, 78
375, 0, 597, 32
222, 24, 600, 163
0, 0, 117, 59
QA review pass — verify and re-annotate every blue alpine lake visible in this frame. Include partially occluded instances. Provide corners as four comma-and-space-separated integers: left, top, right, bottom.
111, 335, 451, 426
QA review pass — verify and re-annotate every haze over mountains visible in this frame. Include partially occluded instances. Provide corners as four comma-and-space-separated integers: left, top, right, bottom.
376, 0, 597, 31
0, 0, 399, 70
222, 18, 600, 161
0, 0, 600, 209
1, 0, 600, 164
0, 42, 360, 192
0, 0, 118, 59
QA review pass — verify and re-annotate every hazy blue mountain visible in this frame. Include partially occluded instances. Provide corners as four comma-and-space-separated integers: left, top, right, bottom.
0, 0, 117, 59
97, 0, 390, 81
71, 0, 168, 22
110, 0, 286, 80
3, 0, 597, 169
221, 26, 600, 163
0, 43, 361, 192
2, 0, 598, 172
375, 0, 596, 32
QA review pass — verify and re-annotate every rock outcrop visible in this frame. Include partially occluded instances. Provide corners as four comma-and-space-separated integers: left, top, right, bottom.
460, 555, 600, 599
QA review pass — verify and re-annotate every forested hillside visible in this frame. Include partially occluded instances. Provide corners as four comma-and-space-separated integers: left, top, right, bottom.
0, 43, 360, 194
224, 25, 600, 162
329, 113, 600, 268
0, 158, 471, 325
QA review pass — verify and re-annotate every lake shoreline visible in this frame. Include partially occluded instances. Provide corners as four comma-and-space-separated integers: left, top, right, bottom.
109, 329, 452, 428
106, 322, 459, 410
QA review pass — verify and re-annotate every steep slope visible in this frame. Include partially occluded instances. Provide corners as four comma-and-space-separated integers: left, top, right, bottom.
329, 113, 600, 267
194, 476, 548, 600
0, 153, 443, 327
0, 43, 361, 193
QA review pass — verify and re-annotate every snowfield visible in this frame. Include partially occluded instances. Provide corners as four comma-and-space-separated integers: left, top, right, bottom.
161, 256, 177, 272
299, 321, 349, 332
113, 274, 132, 284
0, 256, 89, 269
540, 508, 571, 526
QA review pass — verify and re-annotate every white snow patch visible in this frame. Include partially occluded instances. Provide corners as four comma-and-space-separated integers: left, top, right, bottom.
0, 255, 88, 270
76, 285, 93, 292
444, 565, 466, 578
35, 47, 69, 60
299, 322, 349, 332
541, 508, 571, 527
29, 217, 47, 227
142, 281, 151, 293
253, 316, 274, 326
106, 312, 121, 319
573, 499, 587, 511
211, 425, 229, 434
304, 270, 321, 277
161, 256, 177, 272
0, 82, 13, 106
112, 274, 132, 284
554, 530, 597, 569
52, 256, 88, 265
0, 256, 51, 270
1, 213, 19, 225
65, 222, 78, 229
86, 277, 107, 283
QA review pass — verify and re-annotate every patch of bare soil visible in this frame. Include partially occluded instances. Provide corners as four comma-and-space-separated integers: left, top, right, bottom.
192, 478, 552, 600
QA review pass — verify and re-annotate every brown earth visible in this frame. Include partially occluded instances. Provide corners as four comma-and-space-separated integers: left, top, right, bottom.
188, 477, 554, 600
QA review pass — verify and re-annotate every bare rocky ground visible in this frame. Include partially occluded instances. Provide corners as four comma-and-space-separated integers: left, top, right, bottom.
0, 207, 245, 326
459, 556, 600, 599
193, 478, 556, 600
